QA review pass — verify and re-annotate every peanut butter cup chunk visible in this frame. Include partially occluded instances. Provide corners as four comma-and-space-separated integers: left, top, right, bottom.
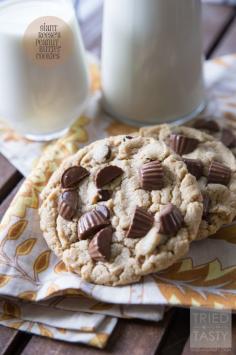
61, 166, 89, 189
183, 158, 203, 180
193, 118, 219, 132
207, 160, 231, 186
95, 165, 123, 188
220, 128, 236, 148
159, 203, 183, 235
39, 134, 203, 286
78, 207, 110, 240
126, 206, 154, 238
202, 194, 211, 221
139, 124, 236, 240
58, 190, 78, 221
89, 226, 113, 262
139, 160, 164, 190
95, 205, 110, 219
169, 134, 199, 155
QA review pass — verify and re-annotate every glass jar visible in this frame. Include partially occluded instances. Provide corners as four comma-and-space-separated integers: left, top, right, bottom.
0, 0, 90, 140
102, 0, 205, 125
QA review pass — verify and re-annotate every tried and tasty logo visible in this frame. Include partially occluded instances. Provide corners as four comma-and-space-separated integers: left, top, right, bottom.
23, 16, 74, 67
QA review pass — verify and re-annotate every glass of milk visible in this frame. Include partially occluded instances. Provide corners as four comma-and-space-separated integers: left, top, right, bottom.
0, 0, 90, 140
102, 0, 205, 125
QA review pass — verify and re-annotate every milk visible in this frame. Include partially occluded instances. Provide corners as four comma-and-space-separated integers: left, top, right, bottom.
102, 0, 205, 125
0, 0, 89, 140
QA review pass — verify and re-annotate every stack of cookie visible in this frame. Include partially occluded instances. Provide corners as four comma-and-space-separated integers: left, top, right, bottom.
39, 120, 236, 287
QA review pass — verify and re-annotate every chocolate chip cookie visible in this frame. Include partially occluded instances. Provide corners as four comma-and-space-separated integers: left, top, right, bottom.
139, 124, 236, 240
190, 118, 236, 156
39, 135, 203, 286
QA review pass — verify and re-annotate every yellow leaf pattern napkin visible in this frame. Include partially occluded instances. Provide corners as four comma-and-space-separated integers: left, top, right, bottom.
0, 54, 236, 348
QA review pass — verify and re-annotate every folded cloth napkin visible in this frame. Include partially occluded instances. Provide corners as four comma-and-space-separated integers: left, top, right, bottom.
0, 54, 236, 348
0, 297, 118, 348
0, 295, 165, 345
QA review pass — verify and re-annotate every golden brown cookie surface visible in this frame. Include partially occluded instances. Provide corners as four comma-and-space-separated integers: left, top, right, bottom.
39, 135, 203, 285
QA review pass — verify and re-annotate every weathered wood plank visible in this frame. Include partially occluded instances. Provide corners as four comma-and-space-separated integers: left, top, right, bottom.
202, 4, 236, 58
155, 308, 190, 355
0, 155, 22, 203
0, 330, 32, 355
182, 314, 236, 355
213, 16, 236, 57
0, 327, 19, 355
0, 181, 23, 219
22, 311, 173, 355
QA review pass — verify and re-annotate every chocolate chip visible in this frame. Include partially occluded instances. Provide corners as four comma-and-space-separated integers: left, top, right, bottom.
183, 158, 203, 180
123, 136, 133, 141
220, 128, 236, 148
193, 118, 219, 132
158, 203, 183, 235
105, 147, 112, 160
139, 160, 164, 190
207, 160, 231, 186
126, 207, 154, 238
88, 226, 113, 261
97, 189, 112, 202
78, 207, 110, 240
202, 194, 211, 221
58, 190, 78, 221
169, 134, 199, 155
95, 165, 124, 188
61, 166, 89, 189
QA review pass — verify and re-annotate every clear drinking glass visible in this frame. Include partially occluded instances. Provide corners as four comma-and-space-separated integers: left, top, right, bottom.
0, 0, 90, 140
102, 0, 205, 126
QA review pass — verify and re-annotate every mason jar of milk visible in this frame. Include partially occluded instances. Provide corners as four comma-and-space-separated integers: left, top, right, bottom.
102, 0, 205, 125
0, 0, 89, 140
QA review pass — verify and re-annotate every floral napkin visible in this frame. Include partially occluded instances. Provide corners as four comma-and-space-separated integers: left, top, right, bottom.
0, 54, 236, 348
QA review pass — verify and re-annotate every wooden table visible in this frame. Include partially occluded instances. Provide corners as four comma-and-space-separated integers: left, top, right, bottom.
1, 3, 236, 355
